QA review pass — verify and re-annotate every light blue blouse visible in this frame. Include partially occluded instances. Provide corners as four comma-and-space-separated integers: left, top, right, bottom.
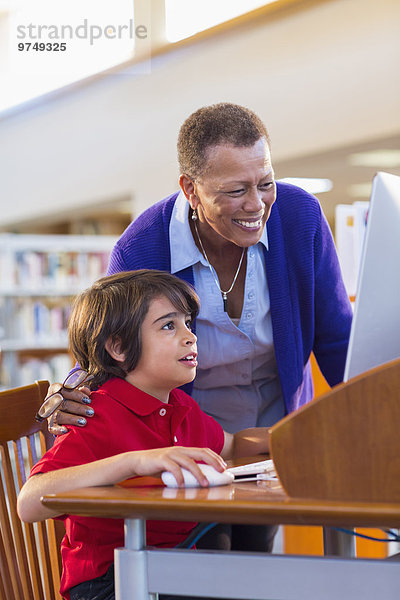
170, 192, 284, 433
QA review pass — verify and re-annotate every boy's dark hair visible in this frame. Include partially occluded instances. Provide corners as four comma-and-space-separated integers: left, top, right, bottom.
68, 270, 200, 388
177, 102, 271, 180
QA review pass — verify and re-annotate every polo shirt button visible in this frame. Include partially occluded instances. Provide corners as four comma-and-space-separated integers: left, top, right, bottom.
248, 291, 255, 300
174, 436, 178, 443
159, 408, 167, 416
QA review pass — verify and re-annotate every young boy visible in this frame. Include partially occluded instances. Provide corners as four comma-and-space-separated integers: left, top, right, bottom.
18, 270, 270, 600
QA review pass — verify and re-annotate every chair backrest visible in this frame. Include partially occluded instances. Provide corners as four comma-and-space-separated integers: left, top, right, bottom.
0, 380, 63, 600
270, 358, 400, 502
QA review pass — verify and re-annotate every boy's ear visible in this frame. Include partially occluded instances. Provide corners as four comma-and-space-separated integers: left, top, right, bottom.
105, 337, 126, 363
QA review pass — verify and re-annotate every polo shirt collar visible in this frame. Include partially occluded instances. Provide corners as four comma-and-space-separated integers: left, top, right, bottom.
170, 190, 269, 275
101, 378, 169, 416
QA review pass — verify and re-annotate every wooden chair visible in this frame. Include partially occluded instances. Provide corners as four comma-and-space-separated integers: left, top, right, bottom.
0, 380, 63, 600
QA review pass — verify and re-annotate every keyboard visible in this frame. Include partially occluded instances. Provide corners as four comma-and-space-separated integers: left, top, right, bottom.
227, 459, 277, 481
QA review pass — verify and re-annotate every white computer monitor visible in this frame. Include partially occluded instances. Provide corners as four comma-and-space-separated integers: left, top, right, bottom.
343, 171, 400, 382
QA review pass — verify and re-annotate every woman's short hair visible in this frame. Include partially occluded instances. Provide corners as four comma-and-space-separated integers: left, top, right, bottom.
177, 102, 271, 180
68, 270, 200, 388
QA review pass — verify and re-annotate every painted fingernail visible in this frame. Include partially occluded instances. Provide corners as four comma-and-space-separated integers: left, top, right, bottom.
85, 408, 94, 416
82, 396, 91, 404
77, 417, 87, 426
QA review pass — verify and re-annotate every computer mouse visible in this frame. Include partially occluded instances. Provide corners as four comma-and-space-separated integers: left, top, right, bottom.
161, 463, 234, 488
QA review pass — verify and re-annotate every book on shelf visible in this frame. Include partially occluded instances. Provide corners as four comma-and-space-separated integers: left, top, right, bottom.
7, 250, 111, 292
0, 233, 117, 292
335, 201, 369, 298
0, 233, 118, 388
1, 353, 73, 389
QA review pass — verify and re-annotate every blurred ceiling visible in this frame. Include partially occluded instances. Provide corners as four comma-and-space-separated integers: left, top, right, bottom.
0, 0, 399, 235
274, 133, 400, 227
6, 133, 400, 235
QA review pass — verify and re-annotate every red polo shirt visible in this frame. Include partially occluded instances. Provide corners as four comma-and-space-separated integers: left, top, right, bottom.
30, 378, 224, 599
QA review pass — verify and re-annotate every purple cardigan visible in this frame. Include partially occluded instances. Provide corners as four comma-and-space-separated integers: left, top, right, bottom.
108, 182, 352, 415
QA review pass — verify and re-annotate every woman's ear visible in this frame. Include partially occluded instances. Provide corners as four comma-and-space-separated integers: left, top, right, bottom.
179, 174, 199, 210
105, 337, 126, 363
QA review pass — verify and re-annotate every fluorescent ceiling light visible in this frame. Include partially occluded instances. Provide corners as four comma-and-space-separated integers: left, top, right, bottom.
0, 0, 25, 10
1, 0, 134, 114
348, 150, 400, 168
279, 178, 333, 194
165, 0, 277, 43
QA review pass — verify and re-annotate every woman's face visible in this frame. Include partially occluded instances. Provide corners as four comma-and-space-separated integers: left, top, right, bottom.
182, 137, 276, 248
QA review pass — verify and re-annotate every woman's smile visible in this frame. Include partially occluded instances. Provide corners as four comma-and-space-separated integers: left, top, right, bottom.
232, 216, 264, 230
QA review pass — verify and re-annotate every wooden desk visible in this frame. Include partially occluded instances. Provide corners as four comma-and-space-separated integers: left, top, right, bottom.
42, 472, 400, 600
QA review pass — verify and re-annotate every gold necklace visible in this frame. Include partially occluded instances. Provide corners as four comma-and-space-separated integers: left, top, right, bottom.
193, 219, 245, 312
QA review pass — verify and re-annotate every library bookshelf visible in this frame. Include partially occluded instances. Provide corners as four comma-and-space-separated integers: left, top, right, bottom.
0, 233, 117, 388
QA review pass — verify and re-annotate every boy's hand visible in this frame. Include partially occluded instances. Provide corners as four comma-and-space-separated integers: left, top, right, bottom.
46, 383, 94, 435
131, 446, 227, 488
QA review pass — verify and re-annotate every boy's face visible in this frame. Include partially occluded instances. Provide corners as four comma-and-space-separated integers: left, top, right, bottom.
125, 295, 197, 402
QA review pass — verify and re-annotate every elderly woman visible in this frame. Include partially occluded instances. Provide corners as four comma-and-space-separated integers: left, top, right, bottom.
47, 103, 352, 552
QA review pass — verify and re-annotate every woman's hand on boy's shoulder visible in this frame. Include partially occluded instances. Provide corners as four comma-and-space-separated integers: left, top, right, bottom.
130, 446, 227, 488
46, 383, 94, 436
